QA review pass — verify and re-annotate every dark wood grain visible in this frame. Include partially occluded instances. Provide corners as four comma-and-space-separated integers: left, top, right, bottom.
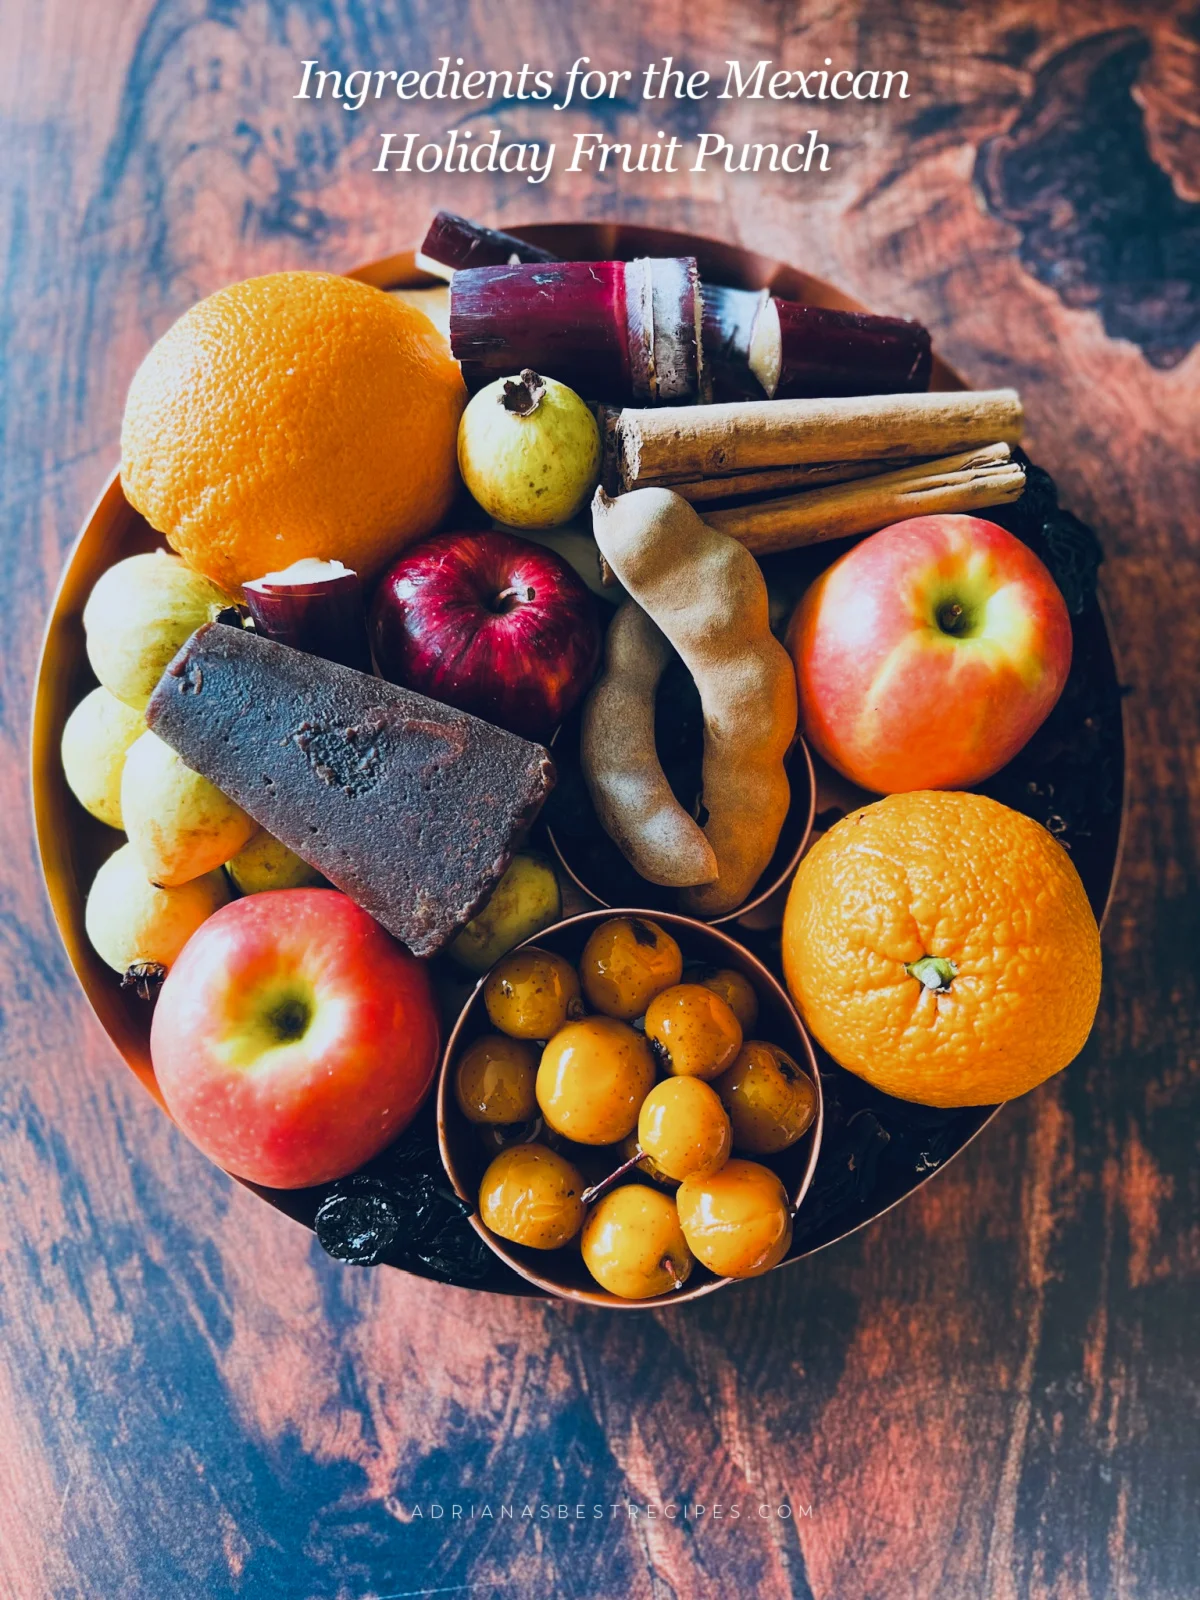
3, 2, 1198, 1596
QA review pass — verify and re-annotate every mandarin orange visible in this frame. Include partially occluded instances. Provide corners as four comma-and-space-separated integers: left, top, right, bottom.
121, 272, 465, 592
782, 791, 1101, 1106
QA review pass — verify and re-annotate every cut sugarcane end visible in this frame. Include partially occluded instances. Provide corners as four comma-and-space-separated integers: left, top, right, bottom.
245, 558, 355, 590
747, 295, 782, 398
413, 249, 455, 282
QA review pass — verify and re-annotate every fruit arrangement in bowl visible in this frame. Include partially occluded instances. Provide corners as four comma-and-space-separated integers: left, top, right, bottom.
32, 212, 1121, 1301
438, 910, 820, 1306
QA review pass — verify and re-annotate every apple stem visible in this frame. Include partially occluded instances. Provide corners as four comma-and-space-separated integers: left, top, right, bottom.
493, 584, 536, 612
906, 955, 958, 992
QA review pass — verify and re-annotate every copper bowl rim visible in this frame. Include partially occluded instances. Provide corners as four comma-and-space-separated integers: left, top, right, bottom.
546, 732, 817, 926
436, 906, 824, 1310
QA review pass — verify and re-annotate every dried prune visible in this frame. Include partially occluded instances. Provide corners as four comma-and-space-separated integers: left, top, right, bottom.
315, 1176, 403, 1266
871, 1097, 980, 1178
793, 1109, 891, 1242
314, 1120, 493, 1283
990, 455, 1103, 617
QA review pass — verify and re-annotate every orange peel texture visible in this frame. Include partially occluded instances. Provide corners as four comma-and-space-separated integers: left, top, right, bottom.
121, 271, 465, 593
782, 790, 1102, 1107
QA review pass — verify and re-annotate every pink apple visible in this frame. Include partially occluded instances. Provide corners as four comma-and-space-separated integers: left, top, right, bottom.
150, 889, 440, 1189
790, 514, 1073, 793
370, 528, 602, 742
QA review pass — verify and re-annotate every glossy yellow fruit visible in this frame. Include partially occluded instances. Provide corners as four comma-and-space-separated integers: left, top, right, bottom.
644, 984, 743, 1079
60, 686, 144, 828
581, 1185, 693, 1299
580, 916, 682, 1020
454, 1034, 538, 1125
536, 1016, 656, 1144
478, 1143, 585, 1249
676, 1159, 793, 1278
637, 1077, 731, 1181
483, 947, 582, 1039
122, 730, 256, 886
685, 964, 760, 1033
714, 1042, 817, 1154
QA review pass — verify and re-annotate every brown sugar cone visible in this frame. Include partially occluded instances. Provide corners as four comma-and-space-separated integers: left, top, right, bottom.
591, 489, 797, 916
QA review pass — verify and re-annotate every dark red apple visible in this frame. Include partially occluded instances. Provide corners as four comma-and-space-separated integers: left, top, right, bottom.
370, 529, 602, 741
149, 889, 440, 1189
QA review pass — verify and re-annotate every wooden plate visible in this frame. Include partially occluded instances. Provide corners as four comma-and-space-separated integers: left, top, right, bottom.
30, 223, 1127, 1294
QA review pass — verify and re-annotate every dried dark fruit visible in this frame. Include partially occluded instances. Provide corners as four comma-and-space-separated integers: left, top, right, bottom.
792, 1108, 891, 1243
867, 1094, 979, 1178
315, 1175, 403, 1266
990, 454, 1103, 617
408, 1186, 492, 1283
314, 1120, 492, 1282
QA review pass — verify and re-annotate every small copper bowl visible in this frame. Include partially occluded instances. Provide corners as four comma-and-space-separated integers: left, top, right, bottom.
545, 726, 817, 927
436, 907, 824, 1309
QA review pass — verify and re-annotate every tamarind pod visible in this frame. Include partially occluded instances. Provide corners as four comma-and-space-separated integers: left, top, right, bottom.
591, 489, 797, 916
749, 297, 932, 400
581, 602, 719, 888
415, 211, 557, 280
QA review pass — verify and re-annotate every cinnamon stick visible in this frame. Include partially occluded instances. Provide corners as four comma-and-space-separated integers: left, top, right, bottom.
609, 389, 1023, 491
666, 456, 907, 505
700, 444, 1026, 554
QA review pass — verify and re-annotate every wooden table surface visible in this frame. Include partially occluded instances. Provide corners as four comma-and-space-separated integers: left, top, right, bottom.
3, 3, 1198, 1596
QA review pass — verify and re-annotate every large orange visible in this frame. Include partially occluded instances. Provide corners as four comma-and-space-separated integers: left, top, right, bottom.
782, 791, 1101, 1106
121, 272, 465, 592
